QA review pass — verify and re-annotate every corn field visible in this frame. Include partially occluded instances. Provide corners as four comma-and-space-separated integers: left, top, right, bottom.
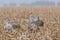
0, 6, 60, 40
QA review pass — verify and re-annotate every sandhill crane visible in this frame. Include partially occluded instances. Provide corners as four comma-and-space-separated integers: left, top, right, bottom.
5, 17, 13, 32
28, 12, 38, 29
5, 17, 20, 32
28, 12, 44, 32
31, 12, 44, 26
28, 18, 33, 32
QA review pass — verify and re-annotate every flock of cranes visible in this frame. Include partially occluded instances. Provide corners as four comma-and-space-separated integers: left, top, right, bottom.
4, 12, 44, 32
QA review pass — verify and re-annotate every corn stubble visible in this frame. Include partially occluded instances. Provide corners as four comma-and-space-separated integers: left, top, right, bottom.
0, 6, 60, 40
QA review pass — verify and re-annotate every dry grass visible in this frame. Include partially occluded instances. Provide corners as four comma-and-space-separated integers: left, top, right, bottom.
0, 6, 60, 40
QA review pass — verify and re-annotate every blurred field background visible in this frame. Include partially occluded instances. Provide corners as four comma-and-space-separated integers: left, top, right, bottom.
0, 6, 60, 40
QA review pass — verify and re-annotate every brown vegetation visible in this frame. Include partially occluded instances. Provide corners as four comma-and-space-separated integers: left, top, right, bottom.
0, 6, 60, 40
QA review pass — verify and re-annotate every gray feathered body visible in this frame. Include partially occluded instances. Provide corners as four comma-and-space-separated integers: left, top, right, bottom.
34, 19, 44, 26
12, 23, 20, 29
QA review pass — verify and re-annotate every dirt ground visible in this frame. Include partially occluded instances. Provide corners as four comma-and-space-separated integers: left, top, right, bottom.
0, 6, 60, 40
